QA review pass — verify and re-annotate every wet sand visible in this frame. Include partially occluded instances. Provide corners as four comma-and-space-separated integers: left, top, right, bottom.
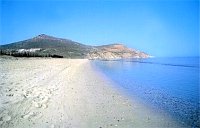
0, 57, 184, 128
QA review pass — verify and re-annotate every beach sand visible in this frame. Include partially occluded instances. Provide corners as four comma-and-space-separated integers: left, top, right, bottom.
0, 57, 184, 128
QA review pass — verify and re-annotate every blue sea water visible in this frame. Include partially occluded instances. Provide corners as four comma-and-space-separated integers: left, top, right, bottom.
93, 57, 199, 128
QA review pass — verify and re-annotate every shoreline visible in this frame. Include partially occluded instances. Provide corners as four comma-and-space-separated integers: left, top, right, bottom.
0, 57, 185, 128
90, 60, 188, 128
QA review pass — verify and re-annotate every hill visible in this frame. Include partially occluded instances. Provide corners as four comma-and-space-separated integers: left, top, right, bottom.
0, 34, 150, 59
87, 44, 150, 59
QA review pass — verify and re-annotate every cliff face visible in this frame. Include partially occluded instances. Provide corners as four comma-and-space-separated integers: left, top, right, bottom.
0, 34, 150, 59
87, 44, 150, 59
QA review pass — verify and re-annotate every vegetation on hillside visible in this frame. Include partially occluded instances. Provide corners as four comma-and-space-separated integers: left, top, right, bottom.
0, 34, 150, 59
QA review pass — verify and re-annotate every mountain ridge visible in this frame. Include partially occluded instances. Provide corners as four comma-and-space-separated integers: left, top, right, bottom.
0, 34, 150, 59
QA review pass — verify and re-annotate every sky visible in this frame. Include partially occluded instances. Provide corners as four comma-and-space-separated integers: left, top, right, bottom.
0, 0, 199, 57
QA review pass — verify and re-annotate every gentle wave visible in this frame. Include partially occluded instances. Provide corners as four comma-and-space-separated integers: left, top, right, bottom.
100, 59, 199, 68
125, 60, 199, 68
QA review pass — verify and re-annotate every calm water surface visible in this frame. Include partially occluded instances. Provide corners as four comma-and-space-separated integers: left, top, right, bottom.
93, 57, 199, 128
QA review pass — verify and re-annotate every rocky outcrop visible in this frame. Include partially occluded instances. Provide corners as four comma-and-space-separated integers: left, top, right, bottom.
87, 44, 150, 60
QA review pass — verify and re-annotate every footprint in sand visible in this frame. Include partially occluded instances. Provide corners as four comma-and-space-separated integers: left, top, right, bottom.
32, 101, 42, 108
22, 111, 42, 120
22, 112, 34, 119
3, 115, 11, 121
24, 91, 33, 97
32, 100, 48, 109
41, 104, 48, 109
31, 113, 43, 120
0, 115, 12, 125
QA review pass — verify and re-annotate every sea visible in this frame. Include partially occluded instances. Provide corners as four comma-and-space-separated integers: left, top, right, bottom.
93, 57, 199, 128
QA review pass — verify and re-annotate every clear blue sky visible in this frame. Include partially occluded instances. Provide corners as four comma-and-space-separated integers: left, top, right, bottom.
0, 0, 199, 57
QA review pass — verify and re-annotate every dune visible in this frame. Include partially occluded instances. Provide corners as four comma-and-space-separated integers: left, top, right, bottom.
0, 57, 183, 128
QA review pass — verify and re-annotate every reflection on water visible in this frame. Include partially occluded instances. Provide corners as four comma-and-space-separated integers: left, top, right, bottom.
93, 57, 199, 128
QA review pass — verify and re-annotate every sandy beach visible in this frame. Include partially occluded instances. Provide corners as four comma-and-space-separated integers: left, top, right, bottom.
0, 57, 184, 128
